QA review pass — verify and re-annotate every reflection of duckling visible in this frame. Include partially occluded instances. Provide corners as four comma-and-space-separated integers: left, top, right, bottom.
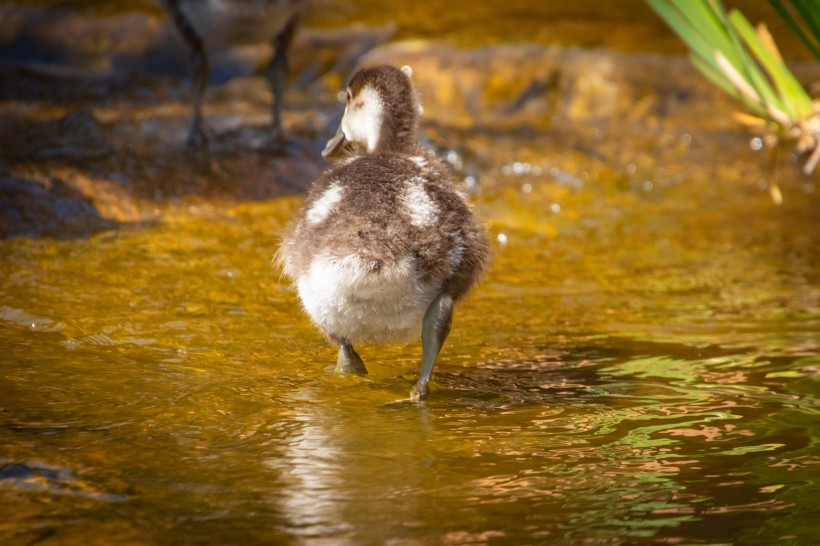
163, 0, 305, 147
280, 65, 490, 400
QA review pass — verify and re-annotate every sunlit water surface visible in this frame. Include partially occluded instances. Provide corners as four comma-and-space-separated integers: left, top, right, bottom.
1, 1, 819, 543
2, 169, 819, 545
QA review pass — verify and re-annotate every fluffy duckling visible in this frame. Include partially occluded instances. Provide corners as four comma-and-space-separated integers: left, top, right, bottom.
163, 0, 306, 147
279, 65, 490, 400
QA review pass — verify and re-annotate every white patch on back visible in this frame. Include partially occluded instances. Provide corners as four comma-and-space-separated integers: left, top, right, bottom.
411, 156, 428, 169
402, 177, 439, 227
341, 85, 383, 153
296, 251, 437, 343
306, 183, 343, 224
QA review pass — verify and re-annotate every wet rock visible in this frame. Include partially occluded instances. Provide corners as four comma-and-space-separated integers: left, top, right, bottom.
0, 173, 117, 239
0, 460, 127, 501
0, 6, 160, 73
361, 41, 747, 130
0, 462, 33, 479
0, 461, 72, 484
0, 110, 112, 160
289, 23, 397, 90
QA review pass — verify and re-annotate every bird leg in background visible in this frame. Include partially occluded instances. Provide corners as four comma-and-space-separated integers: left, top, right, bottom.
266, 16, 299, 149
166, 0, 210, 146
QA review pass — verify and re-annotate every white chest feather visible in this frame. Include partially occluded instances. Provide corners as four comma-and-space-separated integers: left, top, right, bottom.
295, 251, 437, 343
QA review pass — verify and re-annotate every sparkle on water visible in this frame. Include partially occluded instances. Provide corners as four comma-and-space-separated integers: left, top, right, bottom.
2, 166, 818, 545
1, 1, 819, 544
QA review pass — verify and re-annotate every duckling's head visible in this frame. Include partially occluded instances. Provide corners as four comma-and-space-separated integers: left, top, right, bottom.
323, 65, 420, 159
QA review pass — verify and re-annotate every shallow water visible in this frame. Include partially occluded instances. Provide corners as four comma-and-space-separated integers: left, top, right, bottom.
2, 1, 820, 544
2, 166, 819, 544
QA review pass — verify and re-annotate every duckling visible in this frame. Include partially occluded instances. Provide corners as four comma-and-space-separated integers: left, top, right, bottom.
163, 0, 306, 147
279, 65, 490, 400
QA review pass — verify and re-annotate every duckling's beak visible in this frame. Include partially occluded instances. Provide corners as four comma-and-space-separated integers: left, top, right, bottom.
322, 125, 347, 160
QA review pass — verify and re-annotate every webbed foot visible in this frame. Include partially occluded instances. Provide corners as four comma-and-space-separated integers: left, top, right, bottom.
337, 343, 367, 375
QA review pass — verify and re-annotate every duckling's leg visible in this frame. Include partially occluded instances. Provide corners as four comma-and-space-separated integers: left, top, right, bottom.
411, 293, 453, 401
336, 342, 368, 375
167, 2, 210, 146
266, 16, 299, 147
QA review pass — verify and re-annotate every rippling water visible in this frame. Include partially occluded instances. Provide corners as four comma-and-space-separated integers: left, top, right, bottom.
2, 0, 819, 542
2, 164, 819, 544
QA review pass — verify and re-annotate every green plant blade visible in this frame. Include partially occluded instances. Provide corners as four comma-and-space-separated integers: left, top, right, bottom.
730, 9, 814, 118
690, 53, 768, 117
651, 1, 790, 119
769, 0, 820, 60
648, 0, 729, 75
706, 1, 788, 116
792, 0, 820, 51
671, 0, 745, 67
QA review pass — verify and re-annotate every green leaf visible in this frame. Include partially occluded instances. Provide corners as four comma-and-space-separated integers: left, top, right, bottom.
672, 0, 743, 66
730, 9, 814, 118
791, 0, 820, 53
705, 0, 773, 108
690, 53, 768, 116
648, 0, 726, 74
769, 0, 820, 60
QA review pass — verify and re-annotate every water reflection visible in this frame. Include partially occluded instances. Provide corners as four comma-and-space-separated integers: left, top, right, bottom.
2, 305, 818, 543
1, 148, 818, 544
202, 336, 817, 543
266, 409, 352, 537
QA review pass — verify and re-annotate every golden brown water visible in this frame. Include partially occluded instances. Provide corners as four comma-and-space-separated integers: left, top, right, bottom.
2, 1, 820, 545
2, 168, 819, 544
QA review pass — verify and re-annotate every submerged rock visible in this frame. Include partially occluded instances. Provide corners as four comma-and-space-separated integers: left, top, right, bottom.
0, 461, 127, 501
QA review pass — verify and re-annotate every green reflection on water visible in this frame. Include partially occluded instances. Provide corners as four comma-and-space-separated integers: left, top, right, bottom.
1, 169, 819, 544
